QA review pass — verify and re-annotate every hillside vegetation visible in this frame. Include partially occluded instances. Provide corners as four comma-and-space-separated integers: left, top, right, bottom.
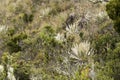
0, 0, 120, 80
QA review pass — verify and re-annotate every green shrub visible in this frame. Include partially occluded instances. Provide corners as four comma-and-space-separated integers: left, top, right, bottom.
6, 32, 27, 53
23, 13, 34, 23
14, 60, 31, 80
106, 0, 120, 33
105, 44, 120, 80
6, 40, 21, 53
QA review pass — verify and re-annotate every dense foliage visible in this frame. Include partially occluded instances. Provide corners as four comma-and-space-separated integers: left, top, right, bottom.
106, 0, 120, 33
